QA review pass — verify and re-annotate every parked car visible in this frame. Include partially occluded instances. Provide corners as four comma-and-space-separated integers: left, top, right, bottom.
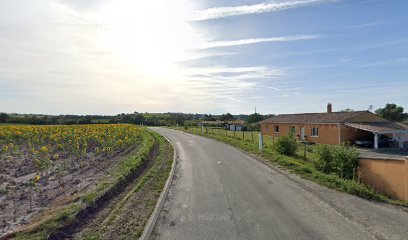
354, 135, 394, 148
379, 136, 394, 147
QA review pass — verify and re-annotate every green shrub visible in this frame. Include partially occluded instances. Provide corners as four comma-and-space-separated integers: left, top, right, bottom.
332, 145, 359, 179
313, 144, 335, 173
272, 134, 298, 156
314, 144, 359, 179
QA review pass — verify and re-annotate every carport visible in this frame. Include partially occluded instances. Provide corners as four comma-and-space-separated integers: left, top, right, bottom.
345, 122, 408, 149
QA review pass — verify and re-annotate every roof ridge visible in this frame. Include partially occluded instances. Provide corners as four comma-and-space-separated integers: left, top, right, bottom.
277, 110, 368, 116
261, 110, 372, 124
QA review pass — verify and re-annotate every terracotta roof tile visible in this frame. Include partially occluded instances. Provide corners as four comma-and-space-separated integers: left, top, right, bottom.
261, 111, 367, 124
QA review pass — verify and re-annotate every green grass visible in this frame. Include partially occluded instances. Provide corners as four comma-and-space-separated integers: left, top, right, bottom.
84, 132, 174, 239
12, 128, 158, 240
173, 127, 408, 207
191, 127, 275, 145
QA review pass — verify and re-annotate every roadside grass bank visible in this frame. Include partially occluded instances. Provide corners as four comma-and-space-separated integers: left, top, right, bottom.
80, 131, 174, 239
172, 127, 408, 207
4, 128, 169, 240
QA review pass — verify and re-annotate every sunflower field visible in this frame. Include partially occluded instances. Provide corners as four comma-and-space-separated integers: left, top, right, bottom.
0, 124, 146, 234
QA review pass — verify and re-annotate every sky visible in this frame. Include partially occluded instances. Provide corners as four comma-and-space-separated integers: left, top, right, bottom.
0, 0, 407, 115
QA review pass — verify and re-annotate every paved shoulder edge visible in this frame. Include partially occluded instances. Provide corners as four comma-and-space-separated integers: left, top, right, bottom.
139, 135, 177, 240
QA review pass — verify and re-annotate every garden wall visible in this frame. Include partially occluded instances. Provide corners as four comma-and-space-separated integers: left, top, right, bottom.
359, 157, 408, 201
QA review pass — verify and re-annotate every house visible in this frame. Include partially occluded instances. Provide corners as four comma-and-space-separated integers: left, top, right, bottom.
197, 120, 246, 131
260, 103, 408, 149
226, 120, 246, 131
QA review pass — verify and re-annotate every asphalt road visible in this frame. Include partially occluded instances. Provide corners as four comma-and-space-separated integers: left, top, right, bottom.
149, 128, 408, 240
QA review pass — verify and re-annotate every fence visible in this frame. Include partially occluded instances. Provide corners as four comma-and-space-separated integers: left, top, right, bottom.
179, 126, 322, 160
180, 127, 275, 146
177, 127, 408, 201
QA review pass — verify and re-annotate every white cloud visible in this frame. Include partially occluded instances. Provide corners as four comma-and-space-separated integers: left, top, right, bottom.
185, 66, 273, 74
182, 66, 286, 83
179, 65, 299, 110
358, 58, 408, 68
176, 51, 239, 63
193, 0, 336, 21
201, 35, 324, 49
0, 0, 214, 114
0, 0, 324, 115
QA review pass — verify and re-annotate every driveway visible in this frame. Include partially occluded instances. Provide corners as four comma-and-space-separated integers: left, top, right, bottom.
149, 128, 408, 240
359, 148, 408, 160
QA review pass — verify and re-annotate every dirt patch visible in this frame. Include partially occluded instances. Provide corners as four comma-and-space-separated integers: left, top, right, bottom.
46, 140, 159, 240
74, 138, 173, 239
0, 146, 138, 238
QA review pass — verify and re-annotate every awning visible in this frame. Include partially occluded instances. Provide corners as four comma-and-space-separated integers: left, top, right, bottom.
344, 121, 408, 134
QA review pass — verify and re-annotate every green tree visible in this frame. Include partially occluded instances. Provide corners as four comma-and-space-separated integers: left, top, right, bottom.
0, 113, 8, 123
247, 113, 263, 123
219, 113, 235, 121
174, 114, 185, 125
203, 114, 216, 121
375, 103, 406, 121
133, 114, 146, 125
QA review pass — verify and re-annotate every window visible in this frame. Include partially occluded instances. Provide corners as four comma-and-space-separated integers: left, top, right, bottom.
290, 126, 296, 134
311, 127, 319, 137
274, 125, 279, 133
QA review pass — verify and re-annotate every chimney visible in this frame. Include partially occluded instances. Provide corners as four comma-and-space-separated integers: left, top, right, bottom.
327, 103, 332, 113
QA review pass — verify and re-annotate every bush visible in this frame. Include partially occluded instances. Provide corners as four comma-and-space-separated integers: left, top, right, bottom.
332, 145, 359, 179
313, 144, 359, 179
272, 134, 298, 156
313, 145, 335, 173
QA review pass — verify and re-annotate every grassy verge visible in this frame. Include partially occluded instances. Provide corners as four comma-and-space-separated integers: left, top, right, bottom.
83, 132, 174, 239
173, 127, 408, 207
9, 128, 157, 240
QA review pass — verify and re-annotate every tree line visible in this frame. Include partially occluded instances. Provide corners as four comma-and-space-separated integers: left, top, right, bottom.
341, 103, 407, 122
2, 103, 404, 126
0, 112, 273, 126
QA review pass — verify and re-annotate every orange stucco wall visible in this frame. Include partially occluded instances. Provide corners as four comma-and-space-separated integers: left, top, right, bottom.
359, 158, 408, 201
261, 122, 376, 145
260, 111, 391, 145
260, 123, 340, 145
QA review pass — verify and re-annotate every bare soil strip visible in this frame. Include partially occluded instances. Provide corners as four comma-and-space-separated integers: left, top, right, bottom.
1, 129, 175, 240
47, 140, 160, 240
0, 146, 138, 237
72, 135, 173, 239
0, 124, 145, 238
